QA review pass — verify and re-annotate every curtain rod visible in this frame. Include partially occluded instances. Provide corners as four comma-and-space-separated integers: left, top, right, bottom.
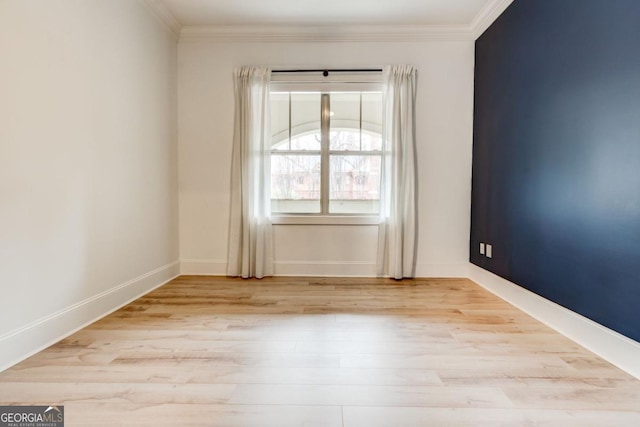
272, 68, 382, 77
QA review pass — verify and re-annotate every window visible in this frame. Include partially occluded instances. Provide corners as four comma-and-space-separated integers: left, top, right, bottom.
270, 90, 382, 215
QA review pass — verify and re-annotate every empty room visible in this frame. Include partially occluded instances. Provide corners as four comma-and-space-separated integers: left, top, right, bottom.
1, 0, 639, 425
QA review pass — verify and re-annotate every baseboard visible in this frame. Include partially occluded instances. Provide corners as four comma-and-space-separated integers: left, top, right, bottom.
181, 258, 377, 277
181, 258, 468, 278
0, 261, 180, 373
415, 263, 469, 278
274, 260, 377, 277
180, 258, 228, 275
469, 264, 640, 380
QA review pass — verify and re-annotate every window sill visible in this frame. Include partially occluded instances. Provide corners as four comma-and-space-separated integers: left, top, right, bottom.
270, 215, 381, 226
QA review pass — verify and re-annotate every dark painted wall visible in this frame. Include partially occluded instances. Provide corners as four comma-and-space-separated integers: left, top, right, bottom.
471, 0, 640, 341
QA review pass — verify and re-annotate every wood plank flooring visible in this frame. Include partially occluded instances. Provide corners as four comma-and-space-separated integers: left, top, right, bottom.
1, 276, 639, 426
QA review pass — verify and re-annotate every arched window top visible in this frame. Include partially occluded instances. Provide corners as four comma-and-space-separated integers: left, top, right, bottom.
272, 127, 381, 152
272, 130, 321, 151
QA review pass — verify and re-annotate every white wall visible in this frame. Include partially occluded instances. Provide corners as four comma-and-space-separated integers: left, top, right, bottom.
178, 39, 474, 277
0, 0, 179, 369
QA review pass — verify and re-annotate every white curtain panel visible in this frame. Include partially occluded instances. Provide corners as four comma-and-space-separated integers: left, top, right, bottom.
377, 65, 418, 279
227, 66, 274, 278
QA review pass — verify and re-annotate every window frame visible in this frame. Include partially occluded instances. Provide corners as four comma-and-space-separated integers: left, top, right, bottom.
270, 75, 383, 222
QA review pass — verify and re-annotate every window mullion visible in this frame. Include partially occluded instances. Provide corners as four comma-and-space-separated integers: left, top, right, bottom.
288, 92, 292, 150
320, 93, 330, 214
359, 92, 363, 151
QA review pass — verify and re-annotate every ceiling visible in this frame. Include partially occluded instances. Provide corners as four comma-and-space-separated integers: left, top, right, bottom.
157, 0, 493, 27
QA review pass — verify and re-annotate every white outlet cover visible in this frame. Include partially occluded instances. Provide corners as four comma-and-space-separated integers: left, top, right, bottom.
486, 244, 492, 258
480, 243, 485, 254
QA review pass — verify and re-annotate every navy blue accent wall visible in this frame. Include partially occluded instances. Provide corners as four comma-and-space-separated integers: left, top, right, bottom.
471, 0, 640, 341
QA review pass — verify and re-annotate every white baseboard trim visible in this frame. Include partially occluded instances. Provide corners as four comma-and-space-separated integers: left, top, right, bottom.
180, 258, 227, 275
0, 261, 180, 373
416, 263, 469, 278
469, 264, 640, 380
274, 260, 377, 277
181, 258, 469, 278
181, 258, 377, 277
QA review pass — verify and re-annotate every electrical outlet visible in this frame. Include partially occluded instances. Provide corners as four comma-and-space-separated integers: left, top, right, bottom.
486, 244, 492, 258
479, 243, 485, 255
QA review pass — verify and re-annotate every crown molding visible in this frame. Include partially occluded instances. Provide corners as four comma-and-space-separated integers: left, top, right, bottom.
179, 24, 473, 43
141, 0, 182, 38
150, 0, 511, 44
470, 0, 514, 39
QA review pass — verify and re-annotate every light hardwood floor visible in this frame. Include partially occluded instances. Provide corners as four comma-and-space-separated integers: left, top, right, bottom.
1, 276, 639, 426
